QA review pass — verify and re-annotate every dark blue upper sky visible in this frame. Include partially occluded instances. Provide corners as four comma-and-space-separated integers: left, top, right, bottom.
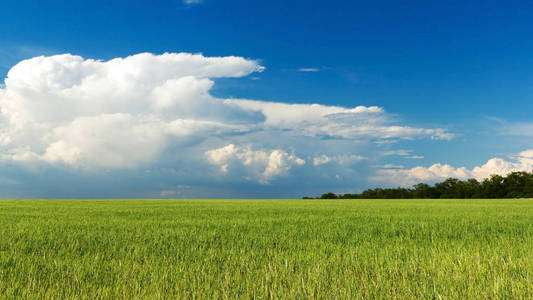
2, 1, 532, 117
0, 0, 532, 197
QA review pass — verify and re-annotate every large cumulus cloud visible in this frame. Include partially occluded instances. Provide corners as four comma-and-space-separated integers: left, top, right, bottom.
0, 53, 264, 168
0, 52, 458, 195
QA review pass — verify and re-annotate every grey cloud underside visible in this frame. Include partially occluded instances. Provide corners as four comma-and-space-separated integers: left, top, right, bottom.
0, 52, 456, 195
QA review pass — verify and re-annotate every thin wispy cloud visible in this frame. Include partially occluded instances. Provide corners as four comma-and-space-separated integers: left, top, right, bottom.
298, 68, 320, 72
183, 0, 203, 4
484, 117, 533, 137
382, 150, 423, 159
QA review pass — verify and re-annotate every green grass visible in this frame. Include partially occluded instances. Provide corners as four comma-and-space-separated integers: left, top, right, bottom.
1, 199, 533, 299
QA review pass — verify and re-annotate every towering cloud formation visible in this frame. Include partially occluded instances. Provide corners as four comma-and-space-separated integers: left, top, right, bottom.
0, 53, 264, 168
0, 52, 457, 195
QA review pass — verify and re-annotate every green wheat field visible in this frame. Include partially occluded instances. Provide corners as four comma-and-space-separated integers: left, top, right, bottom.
1, 199, 533, 299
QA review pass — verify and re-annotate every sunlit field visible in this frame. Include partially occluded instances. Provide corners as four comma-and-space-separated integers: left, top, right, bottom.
1, 199, 533, 298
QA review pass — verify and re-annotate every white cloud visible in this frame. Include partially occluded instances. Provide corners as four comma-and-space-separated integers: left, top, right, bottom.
206, 144, 305, 184
0, 53, 263, 168
0, 52, 454, 195
41, 114, 166, 168
226, 99, 453, 140
381, 164, 404, 169
184, 0, 203, 4
298, 68, 320, 72
382, 149, 412, 156
312, 154, 366, 166
382, 149, 423, 159
373, 149, 533, 186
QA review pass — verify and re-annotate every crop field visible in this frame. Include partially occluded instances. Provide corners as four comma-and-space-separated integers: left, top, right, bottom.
1, 199, 533, 299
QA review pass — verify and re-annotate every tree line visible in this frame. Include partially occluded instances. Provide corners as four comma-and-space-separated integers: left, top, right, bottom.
306, 171, 533, 199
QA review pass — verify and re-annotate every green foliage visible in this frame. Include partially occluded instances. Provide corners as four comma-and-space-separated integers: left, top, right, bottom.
319, 192, 338, 199
1, 199, 533, 298
320, 171, 533, 199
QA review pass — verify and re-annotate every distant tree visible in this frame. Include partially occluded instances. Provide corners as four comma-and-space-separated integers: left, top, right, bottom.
464, 178, 481, 198
412, 183, 436, 198
481, 175, 505, 198
435, 178, 462, 198
320, 193, 338, 199
523, 174, 533, 198
504, 172, 530, 198
310, 171, 533, 199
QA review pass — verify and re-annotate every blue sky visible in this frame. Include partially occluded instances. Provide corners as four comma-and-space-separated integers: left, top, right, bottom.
0, 0, 533, 198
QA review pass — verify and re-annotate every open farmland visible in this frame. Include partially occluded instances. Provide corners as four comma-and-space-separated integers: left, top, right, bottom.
1, 199, 533, 299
